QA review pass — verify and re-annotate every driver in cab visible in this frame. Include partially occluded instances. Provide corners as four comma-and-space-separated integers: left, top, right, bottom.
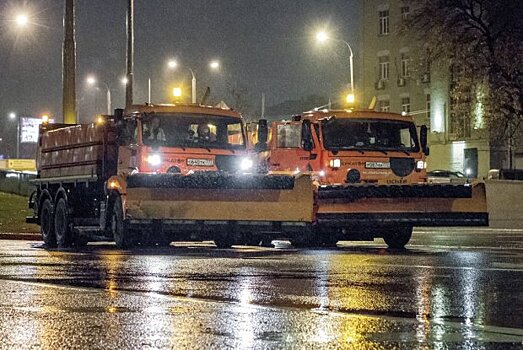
143, 116, 166, 143
197, 124, 216, 142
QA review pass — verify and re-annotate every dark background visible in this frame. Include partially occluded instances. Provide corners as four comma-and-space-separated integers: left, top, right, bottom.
0, 0, 360, 157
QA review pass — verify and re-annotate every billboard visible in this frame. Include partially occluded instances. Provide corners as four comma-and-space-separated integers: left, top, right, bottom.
20, 117, 44, 143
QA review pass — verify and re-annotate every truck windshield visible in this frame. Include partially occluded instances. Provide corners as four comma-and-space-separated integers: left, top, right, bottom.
321, 118, 420, 152
141, 113, 245, 150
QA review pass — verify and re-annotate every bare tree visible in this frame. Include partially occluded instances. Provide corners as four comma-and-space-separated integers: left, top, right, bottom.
225, 81, 255, 120
405, 0, 523, 167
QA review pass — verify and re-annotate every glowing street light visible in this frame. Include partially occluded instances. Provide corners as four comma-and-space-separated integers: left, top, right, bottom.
316, 31, 329, 43
167, 59, 178, 69
209, 60, 220, 70
121, 77, 128, 85
15, 14, 29, 27
315, 30, 355, 98
9, 112, 16, 120
346, 93, 355, 105
173, 87, 182, 98
86, 75, 111, 115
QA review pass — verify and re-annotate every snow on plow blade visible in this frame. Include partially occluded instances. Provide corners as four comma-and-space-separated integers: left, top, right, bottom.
125, 173, 314, 223
316, 182, 489, 227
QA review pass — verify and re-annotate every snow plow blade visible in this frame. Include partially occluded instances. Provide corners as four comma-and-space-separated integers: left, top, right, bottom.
124, 173, 314, 225
316, 182, 488, 227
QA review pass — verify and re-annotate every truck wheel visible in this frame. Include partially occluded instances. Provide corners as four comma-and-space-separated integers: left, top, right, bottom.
383, 226, 413, 249
214, 237, 234, 249
244, 237, 261, 246
111, 195, 135, 249
54, 198, 72, 248
40, 199, 56, 248
320, 237, 338, 248
290, 227, 321, 248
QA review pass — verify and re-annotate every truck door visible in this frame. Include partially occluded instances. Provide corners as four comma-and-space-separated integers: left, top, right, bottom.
268, 122, 314, 172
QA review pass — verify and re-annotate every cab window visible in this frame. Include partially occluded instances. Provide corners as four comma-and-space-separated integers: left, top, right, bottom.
276, 124, 301, 148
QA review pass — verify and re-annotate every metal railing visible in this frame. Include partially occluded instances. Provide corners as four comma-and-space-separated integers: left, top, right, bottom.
0, 170, 36, 196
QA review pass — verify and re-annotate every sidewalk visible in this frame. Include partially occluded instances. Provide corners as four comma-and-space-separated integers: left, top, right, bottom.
0, 233, 41, 240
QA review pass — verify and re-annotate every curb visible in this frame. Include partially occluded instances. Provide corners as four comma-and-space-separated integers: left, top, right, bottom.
0, 233, 41, 241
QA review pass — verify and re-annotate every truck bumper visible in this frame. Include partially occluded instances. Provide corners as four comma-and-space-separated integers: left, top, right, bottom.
316, 212, 488, 227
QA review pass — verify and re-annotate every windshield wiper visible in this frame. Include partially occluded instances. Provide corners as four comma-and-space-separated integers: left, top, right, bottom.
330, 146, 364, 154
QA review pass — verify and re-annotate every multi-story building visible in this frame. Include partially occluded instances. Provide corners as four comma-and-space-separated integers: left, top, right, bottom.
361, 0, 517, 178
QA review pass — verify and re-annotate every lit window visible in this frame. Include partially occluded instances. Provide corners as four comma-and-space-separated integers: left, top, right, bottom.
379, 56, 390, 80
401, 53, 410, 77
379, 10, 389, 35
379, 100, 390, 112
401, 97, 411, 113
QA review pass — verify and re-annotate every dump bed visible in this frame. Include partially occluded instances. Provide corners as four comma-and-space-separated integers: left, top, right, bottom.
37, 123, 117, 180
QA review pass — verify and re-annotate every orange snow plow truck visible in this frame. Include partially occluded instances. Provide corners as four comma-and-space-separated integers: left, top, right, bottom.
26, 104, 314, 249
251, 109, 488, 248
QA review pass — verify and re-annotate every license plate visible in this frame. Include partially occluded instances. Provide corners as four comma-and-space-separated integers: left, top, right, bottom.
365, 161, 390, 169
379, 178, 408, 185
187, 158, 214, 167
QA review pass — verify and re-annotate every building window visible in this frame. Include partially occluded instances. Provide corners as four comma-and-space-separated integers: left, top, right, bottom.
379, 100, 390, 112
401, 6, 410, 20
379, 10, 389, 35
401, 97, 411, 113
426, 94, 431, 123
379, 56, 389, 80
401, 53, 410, 77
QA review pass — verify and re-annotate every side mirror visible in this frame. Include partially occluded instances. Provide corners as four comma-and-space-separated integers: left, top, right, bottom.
302, 119, 314, 152
114, 109, 128, 146
255, 119, 268, 152
420, 125, 429, 155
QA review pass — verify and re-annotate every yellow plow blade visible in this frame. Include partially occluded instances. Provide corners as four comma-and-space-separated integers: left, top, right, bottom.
125, 173, 314, 223
315, 182, 488, 227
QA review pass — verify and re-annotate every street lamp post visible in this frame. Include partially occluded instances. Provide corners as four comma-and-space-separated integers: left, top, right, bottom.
8, 113, 20, 158
167, 60, 220, 104
86, 76, 111, 115
189, 68, 196, 104
316, 31, 355, 100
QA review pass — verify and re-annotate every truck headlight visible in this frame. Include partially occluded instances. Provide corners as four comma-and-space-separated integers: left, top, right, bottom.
416, 160, 426, 170
147, 154, 162, 166
329, 159, 341, 168
240, 158, 253, 171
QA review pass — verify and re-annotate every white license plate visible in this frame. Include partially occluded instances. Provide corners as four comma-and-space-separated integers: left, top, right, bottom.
187, 158, 214, 167
365, 161, 390, 169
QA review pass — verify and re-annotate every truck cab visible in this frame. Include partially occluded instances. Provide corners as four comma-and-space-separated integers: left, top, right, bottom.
116, 104, 253, 176
258, 109, 430, 185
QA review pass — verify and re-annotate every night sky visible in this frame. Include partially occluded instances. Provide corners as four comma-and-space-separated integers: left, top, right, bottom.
0, 0, 360, 154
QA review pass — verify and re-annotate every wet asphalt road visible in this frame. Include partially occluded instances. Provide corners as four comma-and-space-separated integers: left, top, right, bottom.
0, 228, 522, 349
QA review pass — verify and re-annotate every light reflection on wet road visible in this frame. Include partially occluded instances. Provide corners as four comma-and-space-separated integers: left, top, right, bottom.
0, 229, 522, 349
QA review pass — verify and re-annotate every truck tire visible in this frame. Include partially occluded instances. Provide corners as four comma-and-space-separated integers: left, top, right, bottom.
214, 236, 234, 249
320, 236, 338, 248
54, 198, 73, 248
111, 195, 135, 249
383, 226, 413, 249
40, 199, 56, 248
